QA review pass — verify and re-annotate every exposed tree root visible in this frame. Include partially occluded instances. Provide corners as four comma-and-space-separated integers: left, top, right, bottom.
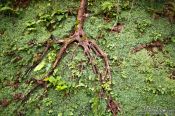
132, 38, 171, 54
21, 37, 64, 79
15, 0, 120, 115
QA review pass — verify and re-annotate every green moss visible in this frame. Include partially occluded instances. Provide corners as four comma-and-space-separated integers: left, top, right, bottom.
0, 0, 175, 116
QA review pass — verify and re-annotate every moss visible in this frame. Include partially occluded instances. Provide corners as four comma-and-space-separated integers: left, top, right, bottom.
0, 0, 175, 115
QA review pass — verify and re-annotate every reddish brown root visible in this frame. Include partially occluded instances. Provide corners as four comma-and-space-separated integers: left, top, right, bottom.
132, 38, 171, 54
22, 38, 64, 79
15, 0, 120, 115
19, 36, 119, 115
132, 40, 164, 53
107, 96, 120, 116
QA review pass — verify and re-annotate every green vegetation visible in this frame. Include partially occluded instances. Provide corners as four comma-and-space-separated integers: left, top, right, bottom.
0, 0, 175, 115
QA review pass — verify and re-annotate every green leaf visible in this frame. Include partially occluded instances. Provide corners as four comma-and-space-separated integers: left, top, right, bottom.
48, 76, 58, 86
56, 15, 64, 22
27, 27, 37, 31
57, 113, 63, 116
171, 36, 175, 43
75, 82, 86, 88
68, 112, 74, 115
34, 60, 46, 71
56, 85, 68, 91
101, 1, 113, 11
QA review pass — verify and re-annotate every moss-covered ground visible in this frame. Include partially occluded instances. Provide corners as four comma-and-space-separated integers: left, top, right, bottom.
0, 0, 175, 115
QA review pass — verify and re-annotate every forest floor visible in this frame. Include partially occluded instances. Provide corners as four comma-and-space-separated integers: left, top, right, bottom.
0, 0, 175, 115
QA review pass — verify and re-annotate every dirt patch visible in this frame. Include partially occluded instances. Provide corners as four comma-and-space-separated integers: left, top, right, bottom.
0, 98, 10, 107
0, 29, 6, 36
132, 38, 171, 54
170, 70, 175, 80
13, 93, 25, 101
5, 80, 20, 89
111, 23, 124, 33
13, 0, 30, 8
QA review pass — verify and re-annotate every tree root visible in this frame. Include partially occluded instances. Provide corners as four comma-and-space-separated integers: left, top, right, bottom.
15, 0, 120, 115
132, 38, 171, 54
